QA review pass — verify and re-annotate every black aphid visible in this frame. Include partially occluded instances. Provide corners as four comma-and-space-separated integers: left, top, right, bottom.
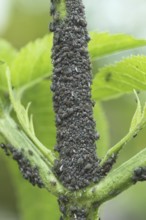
0, 143, 44, 188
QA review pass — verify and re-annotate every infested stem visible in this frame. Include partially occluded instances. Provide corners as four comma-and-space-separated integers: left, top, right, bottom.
0, 113, 66, 196
51, 0, 100, 192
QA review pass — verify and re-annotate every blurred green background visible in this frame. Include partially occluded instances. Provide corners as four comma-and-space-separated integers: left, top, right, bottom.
0, 0, 146, 219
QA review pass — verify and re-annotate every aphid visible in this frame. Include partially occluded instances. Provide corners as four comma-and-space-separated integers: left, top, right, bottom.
0, 143, 6, 148
105, 72, 112, 82
77, 157, 84, 165
54, 67, 62, 74
54, 12, 60, 23
95, 132, 100, 140
84, 163, 92, 170
49, 22, 55, 32
28, 150, 33, 156
50, 3, 56, 16
56, 115, 61, 125
133, 133, 137, 138
0, 143, 10, 156
85, 34, 90, 42
50, 84, 55, 92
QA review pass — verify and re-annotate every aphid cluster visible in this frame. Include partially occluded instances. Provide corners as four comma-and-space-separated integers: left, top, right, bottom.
132, 167, 146, 183
0, 143, 44, 188
50, 0, 101, 190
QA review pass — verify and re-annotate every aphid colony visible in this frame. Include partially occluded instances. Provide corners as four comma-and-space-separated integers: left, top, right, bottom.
50, 0, 117, 194
50, 0, 102, 190
0, 143, 44, 188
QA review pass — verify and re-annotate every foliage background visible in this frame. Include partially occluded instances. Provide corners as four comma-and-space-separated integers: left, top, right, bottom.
0, 0, 146, 219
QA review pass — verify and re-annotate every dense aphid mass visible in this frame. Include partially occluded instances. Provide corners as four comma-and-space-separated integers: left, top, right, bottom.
50, 0, 101, 190
0, 143, 44, 188
132, 167, 146, 183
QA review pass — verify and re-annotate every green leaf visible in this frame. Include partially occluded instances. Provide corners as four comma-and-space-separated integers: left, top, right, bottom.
89, 32, 146, 59
93, 102, 110, 158
92, 55, 146, 101
10, 34, 53, 90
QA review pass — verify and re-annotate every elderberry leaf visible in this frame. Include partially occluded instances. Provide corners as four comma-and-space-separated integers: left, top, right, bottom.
10, 34, 53, 90
89, 32, 146, 59
92, 55, 146, 101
